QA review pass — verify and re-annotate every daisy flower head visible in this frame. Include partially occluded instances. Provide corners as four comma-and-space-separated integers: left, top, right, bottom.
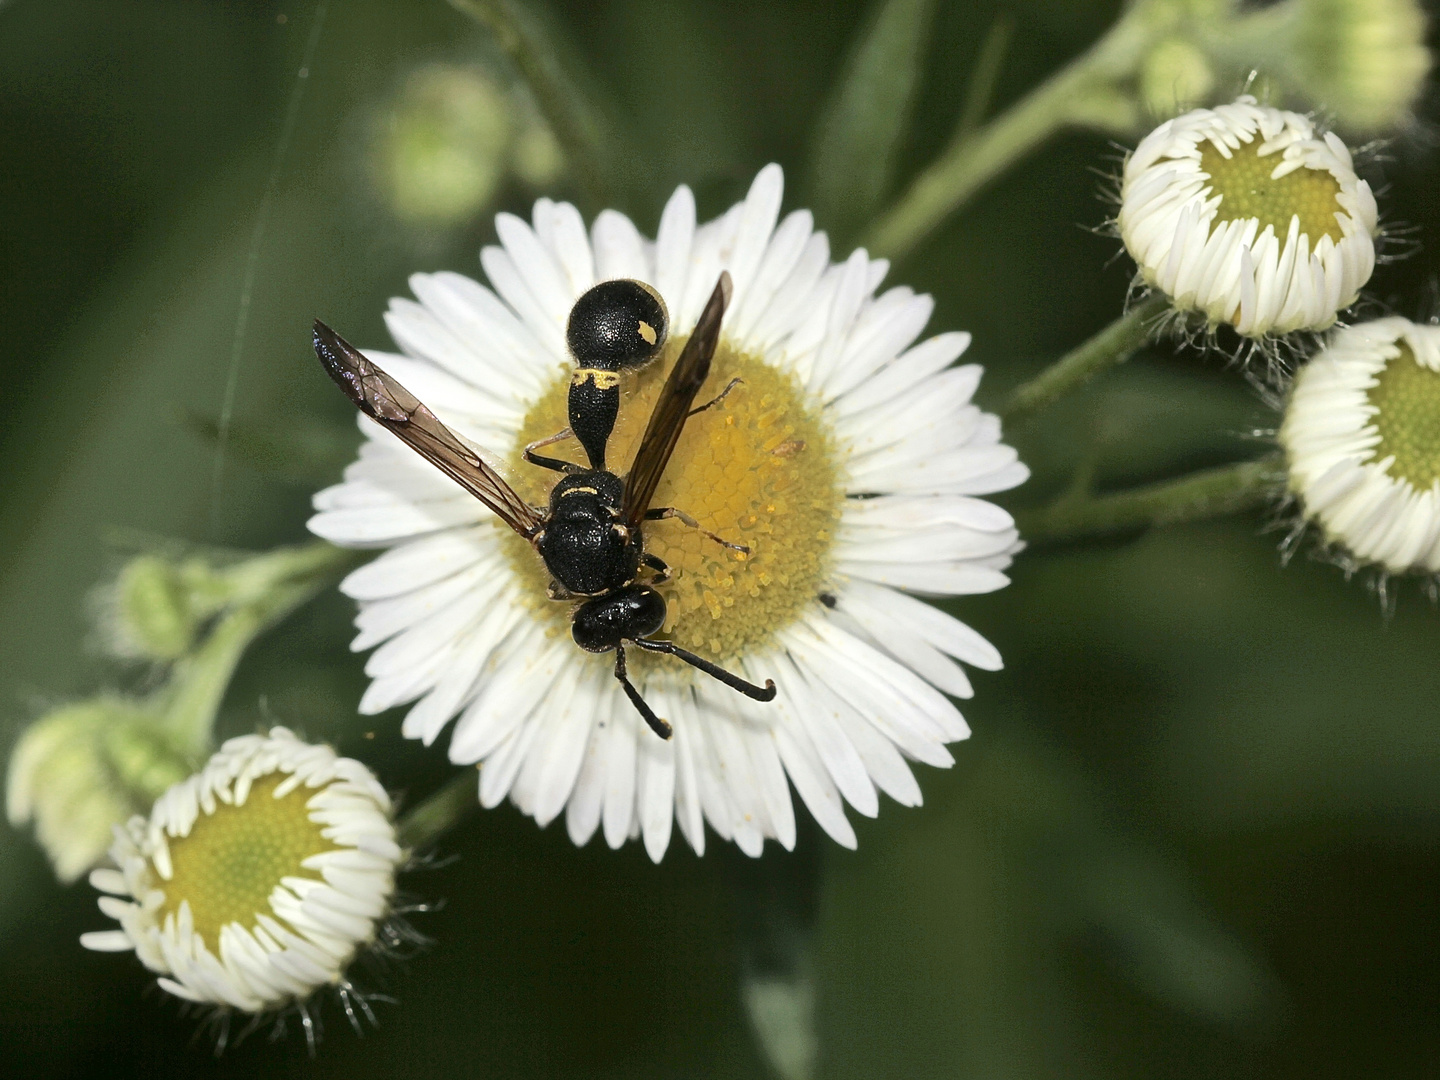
1118, 96, 1377, 342
81, 727, 402, 1020
1280, 317, 1440, 577
309, 164, 1027, 860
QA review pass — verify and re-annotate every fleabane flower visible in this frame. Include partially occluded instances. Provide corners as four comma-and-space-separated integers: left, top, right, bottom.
1118, 96, 1377, 339
80, 727, 401, 1016
309, 164, 1027, 859
1280, 317, 1440, 575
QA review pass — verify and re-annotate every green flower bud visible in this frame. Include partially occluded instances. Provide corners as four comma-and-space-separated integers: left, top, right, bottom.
6, 700, 191, 883
1289, 0, 1430, 133
512, 117, 564, 188
1226, 0, 1431, 134
1140, 38, 1216, 118
110, 555, 201, 661
377, 64, 513, 227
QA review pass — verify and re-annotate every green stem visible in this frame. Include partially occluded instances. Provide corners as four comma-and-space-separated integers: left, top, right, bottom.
1016, 455, 1283, 544
397, 771, 479, 850
159, 542, 355, 757
446, 0, 612, 208
863, 3, 1157, 261
1001, 294, 1170, 421
954, 14, 1013, 140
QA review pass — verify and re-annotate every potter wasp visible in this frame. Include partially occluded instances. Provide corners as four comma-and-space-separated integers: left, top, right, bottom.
314, 272, 776, 739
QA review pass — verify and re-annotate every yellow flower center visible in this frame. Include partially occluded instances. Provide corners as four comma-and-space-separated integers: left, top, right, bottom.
158, 772, 335, 951
1368, 342, 1440, 490
504, 337, 844, 662
1200, 136, 1343, 244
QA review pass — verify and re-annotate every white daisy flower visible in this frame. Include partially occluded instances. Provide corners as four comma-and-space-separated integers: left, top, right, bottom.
80, 727, 401, 1015
308, 164, 1027, 860
1118, 95, 1377, 338
1280, 317, 1440, 575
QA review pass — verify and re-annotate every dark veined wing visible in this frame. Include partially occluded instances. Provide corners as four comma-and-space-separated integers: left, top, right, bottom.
313, 320, 545, 538
622, 272, 732, 531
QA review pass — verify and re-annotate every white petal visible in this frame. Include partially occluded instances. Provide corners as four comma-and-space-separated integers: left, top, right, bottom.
653, 184, 697, 316
592, 209, 652, 282
636, 700, 676, 862
601, 687, 641, 850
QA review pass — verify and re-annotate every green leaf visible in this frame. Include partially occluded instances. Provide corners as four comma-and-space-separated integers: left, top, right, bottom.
1074, 850, 1282, 1029
805, 0, 936, 244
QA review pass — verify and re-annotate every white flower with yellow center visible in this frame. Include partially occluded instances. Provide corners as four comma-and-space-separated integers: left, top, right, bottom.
308, 164, 1026, 859
1118, 96, 1377, 338
1280, 317, 1440, 575
80, 727, 401, 1015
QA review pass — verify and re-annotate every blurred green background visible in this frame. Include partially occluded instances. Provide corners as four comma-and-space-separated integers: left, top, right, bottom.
2, 0, 1437, 1076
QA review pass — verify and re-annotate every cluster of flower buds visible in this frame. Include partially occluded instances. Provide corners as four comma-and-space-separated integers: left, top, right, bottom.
1118, 93, 1440, 584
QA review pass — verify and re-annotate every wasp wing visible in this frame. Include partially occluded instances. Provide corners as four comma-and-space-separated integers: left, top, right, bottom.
622, 272, 732, 531
313, 320, 545, 538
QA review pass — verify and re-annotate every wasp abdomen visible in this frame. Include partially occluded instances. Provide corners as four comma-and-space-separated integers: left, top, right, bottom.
568, 370, 621, 470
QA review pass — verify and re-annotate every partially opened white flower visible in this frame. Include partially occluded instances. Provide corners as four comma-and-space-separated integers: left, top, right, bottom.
1119, 96, 1377, 338
1281, 317, 1440, 575
81, 727, 401, 1016
309, 164, 1027, 859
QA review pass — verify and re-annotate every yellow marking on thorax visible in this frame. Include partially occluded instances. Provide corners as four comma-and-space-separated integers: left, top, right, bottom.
561, 485, 599, 496
572, 368, 622, 389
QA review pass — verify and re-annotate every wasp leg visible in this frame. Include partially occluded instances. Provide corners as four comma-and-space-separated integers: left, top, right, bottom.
644, 506, 750, 554
547, 579, 577, 601
524, 427, 584, 474
687, 377, 744, 417
631, 637, 777, 701
614, 646, 672, 739
641, 552, 672, 584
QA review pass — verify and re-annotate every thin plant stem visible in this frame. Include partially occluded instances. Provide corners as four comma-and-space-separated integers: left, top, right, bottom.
863, 3, 1158, 261
1001, 294, 1171, 422
446, 0, 612, 207
160, 542, 356, 756
1016, 455, 1283, 544
398, 771, 479, 850
954, 14, 1013, 140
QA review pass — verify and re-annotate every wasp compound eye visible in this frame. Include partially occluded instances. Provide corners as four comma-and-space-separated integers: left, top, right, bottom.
566, 279, 669, 370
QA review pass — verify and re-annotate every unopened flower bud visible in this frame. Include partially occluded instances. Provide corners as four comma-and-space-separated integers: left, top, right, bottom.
1281, 318, 1440, 575
6, 700, 191, 882
81, 728, 402, 1015
1119, 96, 1376, 339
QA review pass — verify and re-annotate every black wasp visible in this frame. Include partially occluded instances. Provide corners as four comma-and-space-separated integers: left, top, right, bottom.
313, 271, 777, 740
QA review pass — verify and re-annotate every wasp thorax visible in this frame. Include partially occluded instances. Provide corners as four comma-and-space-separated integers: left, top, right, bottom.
566, 279, 669, 370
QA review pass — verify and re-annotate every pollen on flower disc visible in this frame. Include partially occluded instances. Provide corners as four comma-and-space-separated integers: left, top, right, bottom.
506, 336, 844, 663
159, 772, 336, 950
1368, 342, 1440, 489
1200, 138, 1343, 244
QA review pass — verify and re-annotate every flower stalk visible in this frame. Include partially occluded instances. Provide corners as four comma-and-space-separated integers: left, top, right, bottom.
864, 0, 1167, 260
1001, 294, 1170, 422
1017, 455, 1283, 544
155, 541, 355, 756
397, 771, 480, 851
